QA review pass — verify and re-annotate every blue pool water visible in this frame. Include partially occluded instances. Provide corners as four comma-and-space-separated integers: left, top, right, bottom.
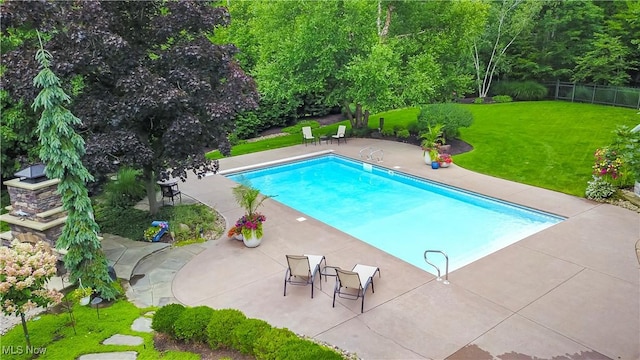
227, 155, 563, 274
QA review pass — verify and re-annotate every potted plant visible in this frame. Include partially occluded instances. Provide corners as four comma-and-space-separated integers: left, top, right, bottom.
420, 124, 445, 165
227, 225, 243, 240
438, 153, 453, 168
232, 183, 271, 247
70, 286, 93, 306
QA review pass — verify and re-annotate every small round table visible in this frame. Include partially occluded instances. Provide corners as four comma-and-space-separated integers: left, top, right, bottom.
321, 265, 340, 282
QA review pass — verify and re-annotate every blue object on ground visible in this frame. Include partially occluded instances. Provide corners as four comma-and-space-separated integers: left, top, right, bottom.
150, 221, 169, 242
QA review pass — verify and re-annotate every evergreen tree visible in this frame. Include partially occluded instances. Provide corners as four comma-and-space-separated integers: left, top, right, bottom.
32, 41, 117, 300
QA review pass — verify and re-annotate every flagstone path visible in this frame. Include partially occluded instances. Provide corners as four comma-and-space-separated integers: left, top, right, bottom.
77, 312, 154, 360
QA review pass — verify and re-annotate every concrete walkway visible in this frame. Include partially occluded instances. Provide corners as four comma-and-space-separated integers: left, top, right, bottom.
167, 139, 639, 360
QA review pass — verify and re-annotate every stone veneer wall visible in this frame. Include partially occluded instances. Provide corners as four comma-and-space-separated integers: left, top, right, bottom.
1, 178, 66, 248
7, 181, 62, 221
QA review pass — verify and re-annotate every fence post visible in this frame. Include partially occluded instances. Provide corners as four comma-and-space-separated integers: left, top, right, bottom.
571, 82, 576, 102
613, 86, 618, 106
591, 84, 596, 103
555, 80, 560, 100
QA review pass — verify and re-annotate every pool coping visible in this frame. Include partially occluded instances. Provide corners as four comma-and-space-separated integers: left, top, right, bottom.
173, 138, 639, 360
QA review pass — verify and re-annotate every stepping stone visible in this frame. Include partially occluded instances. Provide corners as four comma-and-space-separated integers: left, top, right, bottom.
78, 351, 137, 360
131, 316, 153, 333
103, 334, 144, 346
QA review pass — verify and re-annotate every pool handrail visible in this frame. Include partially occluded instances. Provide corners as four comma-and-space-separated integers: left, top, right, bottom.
424, 250, 450, 285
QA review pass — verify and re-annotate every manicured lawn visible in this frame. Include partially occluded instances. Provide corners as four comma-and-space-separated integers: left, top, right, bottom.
455, 101, 638, 196
0, 300, 195, 359
207, 101, 638, 197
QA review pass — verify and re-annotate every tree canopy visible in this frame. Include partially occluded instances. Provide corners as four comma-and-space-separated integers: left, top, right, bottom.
2, 1, 258, 213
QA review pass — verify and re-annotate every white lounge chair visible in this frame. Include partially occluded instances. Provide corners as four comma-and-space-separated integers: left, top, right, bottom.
284, 254, 326, 298
333, 264, 380, 313
331, 125, 346, 144
302, 126, 316, 146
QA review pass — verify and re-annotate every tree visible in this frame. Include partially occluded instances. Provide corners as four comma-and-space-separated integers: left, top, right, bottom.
219, 0, 486, 131
507, 0, 604, 82
32, 41, 118, 300
2, 1, 259, 215
472, 0, 541, 97
572, 33, 638, 86
0, 240, 63, 348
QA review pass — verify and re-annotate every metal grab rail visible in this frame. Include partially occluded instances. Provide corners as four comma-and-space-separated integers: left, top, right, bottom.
424, 250, 450, 285
370, 149, 384, 162
359, 146, 384, 162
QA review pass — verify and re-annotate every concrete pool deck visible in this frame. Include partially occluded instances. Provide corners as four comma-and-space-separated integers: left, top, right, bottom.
172, 138, 639, 360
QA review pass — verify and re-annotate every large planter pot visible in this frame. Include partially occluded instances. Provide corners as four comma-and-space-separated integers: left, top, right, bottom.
635, 181, 640, 197
242, 230, 263, 248
423, 152, 432, 165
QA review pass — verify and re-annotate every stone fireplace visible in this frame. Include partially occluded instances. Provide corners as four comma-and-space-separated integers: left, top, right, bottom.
0, 164, 67, 249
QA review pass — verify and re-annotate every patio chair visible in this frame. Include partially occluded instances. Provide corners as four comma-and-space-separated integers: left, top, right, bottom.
284, 254, 326, 298
302, 126, 316, 146
331, 125, 347, 144
333, 264, 381, 313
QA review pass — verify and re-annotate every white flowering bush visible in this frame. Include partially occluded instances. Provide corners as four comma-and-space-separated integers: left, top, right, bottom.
0, 240, 63, 346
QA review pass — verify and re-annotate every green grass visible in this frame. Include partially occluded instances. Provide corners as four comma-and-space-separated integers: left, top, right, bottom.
455, 101, 638, 196
206, 122, 349, 160
208, 101, 638, 197
0, 300, 198, 359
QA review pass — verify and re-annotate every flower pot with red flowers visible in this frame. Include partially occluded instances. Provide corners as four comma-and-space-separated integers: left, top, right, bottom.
232, 183, 272, 248
438, 153, 453, 168
227, 226, 243, 241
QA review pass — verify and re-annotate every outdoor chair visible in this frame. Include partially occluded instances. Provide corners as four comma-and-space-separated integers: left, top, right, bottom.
333, 264, 380, 313
302, 126, 316, 146
284, 254, 326, 298
331, 125, 347, 144
158, 181, 182, 206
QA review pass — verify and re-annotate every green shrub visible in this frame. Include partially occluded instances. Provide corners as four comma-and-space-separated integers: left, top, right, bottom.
573, 85, 593, 102
492, 81, 548, 101
273, 338, 344, 360
351, 127, 373, 138
174, 306, 215, 343
493, 95, 513, 103
171, 204, 221, 242
407, 121, 420, 135
103, 167, 146, 208
417, 103, 473, 139
585, 176, 616, 200
381, 128, 395, 137
254, 327, 298, 360
231, 318, 272, 355
616, 88, 640, 107
152, 304, 186, 337
282, 120, 320, 134
473, 97, 484, 104
234, 111, 262, 139
396, 129, 410, 138
207, 308, 247, 350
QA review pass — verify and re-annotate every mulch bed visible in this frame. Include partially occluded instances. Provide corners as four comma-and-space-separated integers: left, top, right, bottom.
154, 333, 254, 360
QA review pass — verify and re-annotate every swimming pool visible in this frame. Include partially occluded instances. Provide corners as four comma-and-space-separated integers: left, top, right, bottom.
226, 154, 564, 274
